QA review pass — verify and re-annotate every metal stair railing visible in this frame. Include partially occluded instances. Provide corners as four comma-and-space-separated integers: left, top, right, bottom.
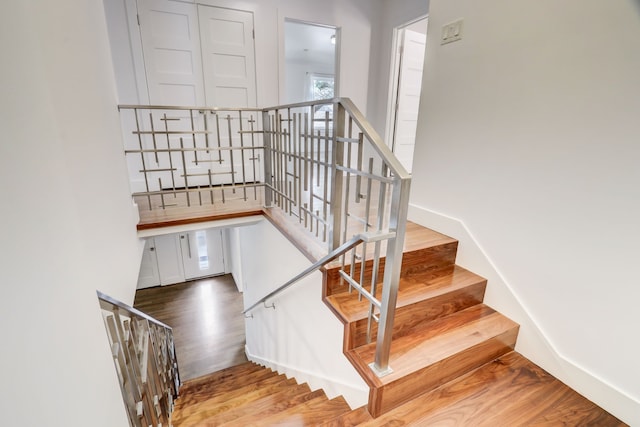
118, 98, 411, 376
97, 291, 180, 427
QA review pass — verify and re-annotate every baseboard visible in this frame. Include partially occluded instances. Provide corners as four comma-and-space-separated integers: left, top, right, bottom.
408, 203, 640, 426
245, 345, 369, 409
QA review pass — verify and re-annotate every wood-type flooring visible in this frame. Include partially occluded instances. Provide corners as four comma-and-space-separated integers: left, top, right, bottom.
171, 354, 625, 426
133, 275, 247, 381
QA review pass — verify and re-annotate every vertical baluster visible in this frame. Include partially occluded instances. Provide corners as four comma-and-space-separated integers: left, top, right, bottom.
179, 137, 190, 207
225, 114, 236, 194
249, 115, 258, 200
238, 110, 247, 200
215, 113, 223, 164
355, 132, 364, 202
262, 110, 273, 207
190, 109, 198, 166
162, 113, 178, 199
134, 109, 152, 210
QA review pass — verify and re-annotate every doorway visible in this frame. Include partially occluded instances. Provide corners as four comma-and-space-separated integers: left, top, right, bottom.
283, 19, 339, 104
387, 17, 428, 173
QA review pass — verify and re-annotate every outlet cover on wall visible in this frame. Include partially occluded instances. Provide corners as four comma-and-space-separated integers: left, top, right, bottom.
441, 19, 463, 45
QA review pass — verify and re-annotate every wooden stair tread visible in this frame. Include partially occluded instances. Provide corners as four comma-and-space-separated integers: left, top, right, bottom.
204, 384, 316, 426
359, 352, 626, 426
350, 304, 519, 386
172, 374, 294, 425
178, 363, 278, 398
326, 265, 485, 323
179, 361, 263, 391
243, 394, 351, 426
324, 222, 457, 269
319, 406, 373, 426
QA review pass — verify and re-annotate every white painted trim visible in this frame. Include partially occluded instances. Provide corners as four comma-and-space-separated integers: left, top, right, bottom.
245, 345, 368, 409
384, 14, 429, 151
408, 202, 640, 426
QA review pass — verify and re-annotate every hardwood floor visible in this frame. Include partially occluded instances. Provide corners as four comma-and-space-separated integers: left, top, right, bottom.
171, 354, 625, 426
133, 275, 247, 381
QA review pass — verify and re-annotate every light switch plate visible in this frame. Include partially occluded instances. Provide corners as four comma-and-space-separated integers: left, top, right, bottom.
441, 19, 463, 45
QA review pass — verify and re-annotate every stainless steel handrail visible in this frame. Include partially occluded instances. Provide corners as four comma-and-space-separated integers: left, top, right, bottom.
242, 230, 395, 315
97, 290, 172, 329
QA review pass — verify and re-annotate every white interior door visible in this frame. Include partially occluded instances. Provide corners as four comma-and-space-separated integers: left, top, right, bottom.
154, 234, 186, 285
392, 29, 426, 173
137, 0, 205, 106
198, 5, 257, 108
137, 238, 161, 289
179, 229, 225, 280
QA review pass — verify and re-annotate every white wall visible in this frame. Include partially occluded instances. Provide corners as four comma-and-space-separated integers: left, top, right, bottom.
105, 0, 378, 113
411, 0, 640, 424
239, 220, 369, 408
0, 1, 142, 426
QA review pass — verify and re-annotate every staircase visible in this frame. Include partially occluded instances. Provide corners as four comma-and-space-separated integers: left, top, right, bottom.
323, 222, 519, 417
169, 221, 625, 425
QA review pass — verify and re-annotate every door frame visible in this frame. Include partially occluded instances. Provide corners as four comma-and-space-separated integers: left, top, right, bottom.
279, 17, 341, 104
384, 15, 428, 153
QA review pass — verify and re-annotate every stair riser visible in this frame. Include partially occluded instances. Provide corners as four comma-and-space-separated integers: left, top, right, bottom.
324, 242, 458, 296
367, 327, 519, 417
344, 281, 487, 350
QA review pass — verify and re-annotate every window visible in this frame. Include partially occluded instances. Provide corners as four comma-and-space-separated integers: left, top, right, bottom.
307, 73, 334, 125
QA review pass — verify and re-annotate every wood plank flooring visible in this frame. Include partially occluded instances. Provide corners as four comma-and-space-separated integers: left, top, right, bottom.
133, 275, 247, 381
171, 354, 626, 426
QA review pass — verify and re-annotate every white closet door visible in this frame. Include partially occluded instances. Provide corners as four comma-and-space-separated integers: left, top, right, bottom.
154, 234, 186, 285
137, 238, 161, 289
198, 5, 257, 108
393, 29, 426, 173
138, 0, 205, 106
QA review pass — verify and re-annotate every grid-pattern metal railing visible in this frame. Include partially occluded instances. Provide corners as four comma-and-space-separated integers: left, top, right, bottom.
260, 98, 411, 376
118, 98, 411, 376
98, 291, 180, 427
118, 105, 265, 213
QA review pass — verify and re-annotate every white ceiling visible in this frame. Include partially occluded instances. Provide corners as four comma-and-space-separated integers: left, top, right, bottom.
284, 21, 336, 64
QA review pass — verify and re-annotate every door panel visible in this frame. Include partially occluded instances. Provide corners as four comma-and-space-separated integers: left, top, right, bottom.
138, 0, 205, 106
137, 238, 161, 289
154, 234, 186, 285
198, 5, 257, 107
393, 29, 426, 173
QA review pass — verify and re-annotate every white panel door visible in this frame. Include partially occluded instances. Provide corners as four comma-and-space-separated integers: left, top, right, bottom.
154, 233, 186, 285
198, 5, 260, 185
137, 238, 161, 289
138, 0, 205, 106
198, 5, 257, 108
392, 29, 426, 173
179, 229, 225, 280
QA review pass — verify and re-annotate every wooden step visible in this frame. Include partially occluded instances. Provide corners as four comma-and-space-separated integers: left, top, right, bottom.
323, 222, 458, 296
347, 304, 519, 417
241, 394, 352, 426
172, 373, 292, 425
319, 406, 373, 426
177, 363, 278, 399
211, 385, 320, 425
326, 265, 487, 350
358, 351, 626, 426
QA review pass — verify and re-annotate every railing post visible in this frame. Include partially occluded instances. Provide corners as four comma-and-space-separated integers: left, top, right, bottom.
262, 109, 273, 207
330, 101, 346, 251
370, 176, 411, 376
